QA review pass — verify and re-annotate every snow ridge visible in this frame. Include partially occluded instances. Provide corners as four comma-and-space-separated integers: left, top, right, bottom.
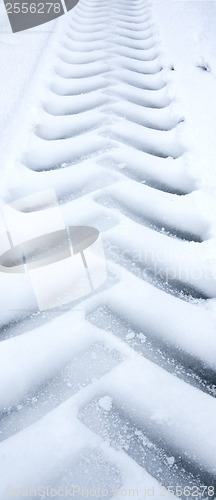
0, 0, 216, 498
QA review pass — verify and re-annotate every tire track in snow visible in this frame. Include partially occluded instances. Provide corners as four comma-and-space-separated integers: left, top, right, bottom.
0, 0, 216, 497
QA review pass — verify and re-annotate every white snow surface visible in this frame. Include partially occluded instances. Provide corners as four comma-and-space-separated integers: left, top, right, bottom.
0, 0, 216, 498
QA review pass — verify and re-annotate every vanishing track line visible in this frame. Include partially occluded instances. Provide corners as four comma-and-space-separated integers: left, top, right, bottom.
0, 0, 216, 498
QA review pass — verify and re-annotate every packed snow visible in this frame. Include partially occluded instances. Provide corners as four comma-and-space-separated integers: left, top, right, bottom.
0, 0, 216, 498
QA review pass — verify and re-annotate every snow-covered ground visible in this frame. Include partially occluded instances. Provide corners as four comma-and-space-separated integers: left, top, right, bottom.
0, 0, 216, 499
152, 0, 216, 189
0, 2, 67, 198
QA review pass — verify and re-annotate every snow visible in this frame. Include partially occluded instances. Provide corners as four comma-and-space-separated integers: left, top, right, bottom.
0, 316, 94, 411
101, 266, 216, 368
166, 457, 175, 467
151, 0, 216, 188
98, 395, 113, 412
0, 1, 57, 156
102, 358, 216, 474
137, 333, 147, 343
0, 0, 216, 496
